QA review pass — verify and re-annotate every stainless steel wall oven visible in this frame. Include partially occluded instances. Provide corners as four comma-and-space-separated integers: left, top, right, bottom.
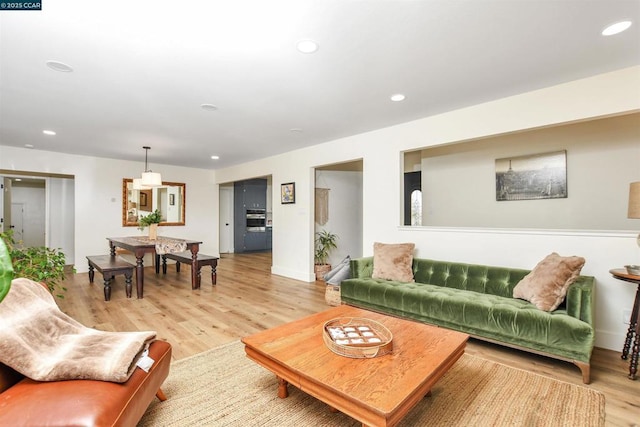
246, 209, 266, 231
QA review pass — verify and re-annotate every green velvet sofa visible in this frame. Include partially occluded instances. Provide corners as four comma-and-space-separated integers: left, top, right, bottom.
340, 257, 595, 383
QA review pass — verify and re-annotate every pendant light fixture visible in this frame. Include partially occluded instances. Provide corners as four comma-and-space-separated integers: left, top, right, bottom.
139, 146, 162, 187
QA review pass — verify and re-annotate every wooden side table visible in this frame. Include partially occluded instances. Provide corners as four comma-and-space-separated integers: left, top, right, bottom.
610, 268, 640, 380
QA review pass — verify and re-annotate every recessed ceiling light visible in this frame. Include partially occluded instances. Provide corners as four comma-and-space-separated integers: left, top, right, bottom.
602, 21, 632, 36
14, 178, 22, 182
201, 104, 218, 111
211, 155, 219, 160
296, 39, 319, 54
24, 144, 34, 149
42, 130, 56, 135
45, 60, 73, 72
290, 128, 303, 133
390, 94, 406, 102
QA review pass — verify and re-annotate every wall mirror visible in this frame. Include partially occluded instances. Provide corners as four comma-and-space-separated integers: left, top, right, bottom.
122, 178, 186, 227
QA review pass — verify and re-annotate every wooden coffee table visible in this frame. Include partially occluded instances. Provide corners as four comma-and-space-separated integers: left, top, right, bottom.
242, 305, 468, 427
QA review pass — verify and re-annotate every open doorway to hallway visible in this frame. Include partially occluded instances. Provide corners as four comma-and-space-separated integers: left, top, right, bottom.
314, 160, 364, 270
0, 170, 75, 265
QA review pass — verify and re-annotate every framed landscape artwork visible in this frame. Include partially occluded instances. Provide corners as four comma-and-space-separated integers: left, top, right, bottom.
495, 150, 567, 201
281, 182, 295, 204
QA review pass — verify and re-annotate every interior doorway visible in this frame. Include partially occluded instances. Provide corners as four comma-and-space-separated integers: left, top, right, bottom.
10, 202, 26, 244
219, 185, 233, 253
0, 170, 75, 265
5, 177, 46, 247
314, 160, 364, 268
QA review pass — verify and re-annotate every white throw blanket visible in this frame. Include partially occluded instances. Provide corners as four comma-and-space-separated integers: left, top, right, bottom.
0, 278, 156, 383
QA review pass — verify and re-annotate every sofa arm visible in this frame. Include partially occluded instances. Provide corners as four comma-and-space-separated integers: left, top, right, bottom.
350, 257, 374, 279
565, 275, 595, 326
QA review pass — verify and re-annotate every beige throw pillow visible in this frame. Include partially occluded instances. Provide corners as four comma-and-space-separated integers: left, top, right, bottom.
513, 252, 585, 311
372, 242, 415, 282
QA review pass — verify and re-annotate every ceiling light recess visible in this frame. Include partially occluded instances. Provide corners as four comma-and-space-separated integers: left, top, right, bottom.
602, 21, 632, 36
296, 39, 319, 54
42, 130, 56, 136
390, 93, 406, 102
201, 104, 218, 111
46, 60, 74, 72
211, 155, 219, 160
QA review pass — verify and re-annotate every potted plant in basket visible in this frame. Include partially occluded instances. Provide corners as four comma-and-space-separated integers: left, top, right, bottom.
0, 230, 67, 298
314, 230, 338, 280
138, 209, 163, 239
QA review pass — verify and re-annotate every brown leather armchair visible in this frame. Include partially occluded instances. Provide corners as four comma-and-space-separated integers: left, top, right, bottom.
0, 339, 171, 426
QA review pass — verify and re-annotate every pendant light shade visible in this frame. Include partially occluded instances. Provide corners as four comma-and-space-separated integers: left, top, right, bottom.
141, 171, 162, 187
139, 146, 162, 187
132, 178, 150, 190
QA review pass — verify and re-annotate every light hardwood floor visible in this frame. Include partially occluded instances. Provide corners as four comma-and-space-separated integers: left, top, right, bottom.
57, 252, 639, 426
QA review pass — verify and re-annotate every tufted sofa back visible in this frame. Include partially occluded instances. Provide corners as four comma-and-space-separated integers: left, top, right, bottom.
412, 259, 530, 299
349, 256, 531, 299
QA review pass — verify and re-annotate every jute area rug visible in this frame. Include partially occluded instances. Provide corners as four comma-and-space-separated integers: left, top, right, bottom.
139, 341, 605, 426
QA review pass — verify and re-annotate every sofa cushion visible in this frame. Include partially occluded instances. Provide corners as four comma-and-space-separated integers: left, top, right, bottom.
513, 252, 585, 311
372, 242, 415, 282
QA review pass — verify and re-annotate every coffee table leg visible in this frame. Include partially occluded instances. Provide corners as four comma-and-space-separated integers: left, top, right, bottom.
277, 377, 289, 398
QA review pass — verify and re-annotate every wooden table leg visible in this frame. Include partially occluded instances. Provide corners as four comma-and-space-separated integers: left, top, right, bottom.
277, 377, 289, 398
134, 249, 145, 299
125, 272, 133, 298
630, 330, 639, 380
622, 284, 640, 379
190, 244, 200, 290
103, 275, 112, 301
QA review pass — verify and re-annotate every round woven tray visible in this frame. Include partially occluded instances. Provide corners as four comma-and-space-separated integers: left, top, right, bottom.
322, 317, 393, 358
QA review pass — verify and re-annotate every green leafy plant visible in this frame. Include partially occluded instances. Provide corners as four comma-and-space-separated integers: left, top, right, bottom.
138, 209, 163, 230
0, 238, 14, 303
0, 230, 67, 298
314, 230, 338, 266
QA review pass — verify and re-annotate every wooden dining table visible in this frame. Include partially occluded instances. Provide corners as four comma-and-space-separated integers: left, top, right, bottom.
107, 236, 202, 298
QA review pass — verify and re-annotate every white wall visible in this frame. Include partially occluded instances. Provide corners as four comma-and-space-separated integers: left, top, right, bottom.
0, 146, 217, 273
216, 66, 640, 351
48, 177, 75, 263
315, 170, 363, 266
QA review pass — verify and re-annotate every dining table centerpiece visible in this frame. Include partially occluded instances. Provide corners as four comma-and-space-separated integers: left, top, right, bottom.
138, 209, 163, 240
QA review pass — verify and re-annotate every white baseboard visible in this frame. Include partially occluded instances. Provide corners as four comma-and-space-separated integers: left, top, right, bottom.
595, 329, 625, 352
271, 265, 315, 282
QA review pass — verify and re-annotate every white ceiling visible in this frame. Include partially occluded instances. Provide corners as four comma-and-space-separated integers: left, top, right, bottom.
1, 0, 639, 170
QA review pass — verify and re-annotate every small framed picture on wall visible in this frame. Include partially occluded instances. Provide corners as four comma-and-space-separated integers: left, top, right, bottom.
281, 182, 295, 204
